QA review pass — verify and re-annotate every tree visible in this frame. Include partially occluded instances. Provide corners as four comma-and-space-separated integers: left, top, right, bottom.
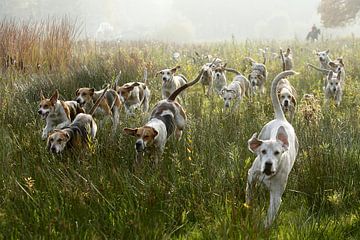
318, 0, 360, 27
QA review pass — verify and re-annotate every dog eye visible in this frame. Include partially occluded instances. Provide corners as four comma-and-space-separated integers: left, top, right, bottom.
167, 72, 170, 75
57, 139, 62, 143
336, 82, 338, 85
274, 151, 280, 155
261, 149, 267, 154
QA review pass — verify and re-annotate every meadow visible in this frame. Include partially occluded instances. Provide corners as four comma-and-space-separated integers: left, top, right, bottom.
1, 19, 360, 239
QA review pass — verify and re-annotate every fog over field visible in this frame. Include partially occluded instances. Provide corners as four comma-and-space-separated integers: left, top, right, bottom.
1, 0, 359, 41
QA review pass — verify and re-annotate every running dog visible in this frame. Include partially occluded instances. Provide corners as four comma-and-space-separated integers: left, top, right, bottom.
156, 66, 187, 101
124, 69, 204, 164
276, 78, 297, 122
245, 57, 267, 95
246, 70, 299, 227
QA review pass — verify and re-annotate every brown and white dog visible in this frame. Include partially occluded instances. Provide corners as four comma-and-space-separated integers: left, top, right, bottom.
46, 88, 109, 154
124, 69, 204, 164
117, 69, 150, 116
212, 63, 227, 95
156, 66, 187, 101
38, 89, 84, 140
200, 63, 214, 96
245, 57, 267, 95
276, 78, 297, 122
75, 87, 121, 132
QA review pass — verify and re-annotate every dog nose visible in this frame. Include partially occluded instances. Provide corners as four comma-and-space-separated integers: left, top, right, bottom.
38, 110, 42, 114
51, 147, 56, 153
225, 103, 230, 108
135, 141, 143, 151
252, 82, 256, 86
265, 162, 272, 168
284, 100, 289, 107
163, 77, 167, 81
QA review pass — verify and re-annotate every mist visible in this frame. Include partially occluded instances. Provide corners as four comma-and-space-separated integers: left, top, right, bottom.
1, 0, 359, 42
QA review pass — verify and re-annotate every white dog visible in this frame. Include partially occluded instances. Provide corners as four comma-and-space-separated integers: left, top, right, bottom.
246, 70, 299, 227
325, 70, 344, 106
156, 66, 187, 101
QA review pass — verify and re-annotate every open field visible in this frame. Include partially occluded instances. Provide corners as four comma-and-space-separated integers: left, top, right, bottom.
1, 21, 360, 238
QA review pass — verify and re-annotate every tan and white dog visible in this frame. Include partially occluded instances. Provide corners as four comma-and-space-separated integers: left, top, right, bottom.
276, 78, 297, 122
46, 113, 97, 154
46, 88, 108, 154
221, 68, 250, 110
200, 63, 214, 96
38, 89, 84, 140
117, 69, 150, 116
246, 70, 299, 228
156, 66, 187, 101
124, 69, 204, 164
212, 63, 227, 95
325, 70, 344, 106
75, 87, 121, 132
245, 57, 267, 95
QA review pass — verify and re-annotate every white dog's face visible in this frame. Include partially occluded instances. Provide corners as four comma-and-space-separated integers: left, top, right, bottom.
47, 130, 70, 154
221, 89, 237, 108
213, 66, 225, 79
317, 50, 329, 62
157, 66, 180, 82
249, 72, 263, 88
326, 71, 341, 94
248, 127, 289, 176
278, 88, 295, 111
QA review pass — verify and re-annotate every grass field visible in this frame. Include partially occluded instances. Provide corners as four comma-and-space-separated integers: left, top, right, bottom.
1, 22, 360, 238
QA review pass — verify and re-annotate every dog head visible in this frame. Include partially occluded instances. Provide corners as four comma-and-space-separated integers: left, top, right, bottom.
328, 58, 344, 73
221, 87, 237, 108
212, 63, 226, 79
278, 87, 296, 112
248, 71, 264, 89
248, 126, 289, 176
156, 66, 180, 82
123, 126, 158, 152
316, 49, 330, 62
38, 90, 59, 119
326, 71, 342, 93
75, 88, 95, 106
117, 82, 140, 103
47, 129, 70, 154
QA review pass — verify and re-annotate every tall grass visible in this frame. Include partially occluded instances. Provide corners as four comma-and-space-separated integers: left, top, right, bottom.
1, 19, 360, 239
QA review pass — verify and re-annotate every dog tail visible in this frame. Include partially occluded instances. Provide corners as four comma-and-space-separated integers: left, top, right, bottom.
177, 74, 188, 83
261, 50, 266, 65
244, 57, 256, 65
307, 63, 330, 74
144, 67, 148, 85
271, 70, 297, 121
113, 70, 122, 90
280, 48, 286, 71
167, 70, 204, 102
89, 85, 109, 116
224, 67, 241, 75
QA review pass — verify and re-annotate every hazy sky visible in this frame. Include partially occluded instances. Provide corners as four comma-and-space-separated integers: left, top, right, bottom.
1, 0, 359, 41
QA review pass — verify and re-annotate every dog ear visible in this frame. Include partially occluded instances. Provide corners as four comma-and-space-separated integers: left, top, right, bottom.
291, 95, 297, 107
89, 88, 95, 96
123, 128, 138, 136
325, 49, 330, 54
64, 132, 70, 140
75, 88, 80, 96
40, 90, 45, 100
257, 74, 264, 80
248, 133, 262, 153
131, 82, 140, 87
337, 58, 344, 66
286, 48, 291, 55
222, 63, 227, 68
46, 138, 51, 150
155, 70, 163, 77
337, 71, 342, 80
328, 61, 337, 68
50, 89, 59, 105
171, 66, 180, 74
327, 71, 334, 81
276, 126, 289, 150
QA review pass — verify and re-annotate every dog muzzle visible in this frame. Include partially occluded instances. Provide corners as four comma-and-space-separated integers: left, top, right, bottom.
135, 140, 145, 152
263, 162, 275, 176
38, 110, 49, 119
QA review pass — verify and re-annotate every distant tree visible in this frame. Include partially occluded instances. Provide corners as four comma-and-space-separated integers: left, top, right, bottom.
318, 0, 360, 27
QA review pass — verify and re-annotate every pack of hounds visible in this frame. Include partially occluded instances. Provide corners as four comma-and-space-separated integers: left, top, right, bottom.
37, 48, 345, 228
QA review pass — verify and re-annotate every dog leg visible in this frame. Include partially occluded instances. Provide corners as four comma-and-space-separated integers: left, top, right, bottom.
245, 170, 256, 206
112, 108, 119, 133
175, 128, 183, 140
335, 92, 342, 106
265, 189, 283, 228
42, 123, 54, 140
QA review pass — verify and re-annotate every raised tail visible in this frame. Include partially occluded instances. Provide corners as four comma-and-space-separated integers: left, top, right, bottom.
167, 70, 204, 102
89, 85, 109, 116
113, 70, 122, 90
280, 49, 286, 71
261, 50, 266, 65
307, 63, 330, 74
224, 67, 241, 75
143, 67, 148, 85
271, 71, 297, 121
